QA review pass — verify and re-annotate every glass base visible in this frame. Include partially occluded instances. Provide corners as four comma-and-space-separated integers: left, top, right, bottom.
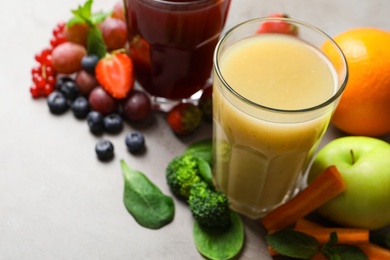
149, 88, 204, 112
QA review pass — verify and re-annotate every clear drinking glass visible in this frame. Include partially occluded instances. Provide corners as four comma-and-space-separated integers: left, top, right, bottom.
124, 0, 231, 111
212, 17, 348, 219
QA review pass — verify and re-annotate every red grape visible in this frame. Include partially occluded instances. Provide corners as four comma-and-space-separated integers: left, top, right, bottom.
99, 17, 128, 51
111, 1, 125, 21
89, 86, 117, 115
52, 42, 87, 74
122, 90, 152, 121
64, 22, 89, 47
76, 70, 99, 96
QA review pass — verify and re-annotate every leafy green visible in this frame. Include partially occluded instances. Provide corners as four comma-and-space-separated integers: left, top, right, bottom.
266, 229, 320, 259
267, 229, 368, 260
69, 0, 93, 26
370, 231, 390, 249
66, 0, 108, 57
185, 139, 213, 165
87, 26, 106, 58
196, 157, 214, 189
121, 160, 175, 229
193, 211, 244, 260
322, 244, 367, 260
322, 232, 367, 260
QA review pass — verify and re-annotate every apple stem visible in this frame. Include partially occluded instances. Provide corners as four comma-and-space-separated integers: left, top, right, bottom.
350, 149, 355, 164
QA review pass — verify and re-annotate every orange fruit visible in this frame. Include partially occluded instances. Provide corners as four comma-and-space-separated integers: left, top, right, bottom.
322, 27, 390, 137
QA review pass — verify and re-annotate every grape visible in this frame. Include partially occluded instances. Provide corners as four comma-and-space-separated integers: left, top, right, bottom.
64, 22, 89, 47
76, 70, 98, 96
88, 86, 117, 115
52, 42, 87, 74
111, 1, 125, 21
99, 17, 128, 51
122, 90, 152, 121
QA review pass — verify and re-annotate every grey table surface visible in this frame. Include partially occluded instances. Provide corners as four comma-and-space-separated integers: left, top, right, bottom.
1, 0, 390, 259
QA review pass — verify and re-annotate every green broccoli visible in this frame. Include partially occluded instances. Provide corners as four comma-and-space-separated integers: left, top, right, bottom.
166, 154, 203, 199
188, 182, 231, 228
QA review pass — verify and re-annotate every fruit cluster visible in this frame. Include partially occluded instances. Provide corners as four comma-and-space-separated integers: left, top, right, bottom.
29, 0, 212, 161
30, 22, 67, 98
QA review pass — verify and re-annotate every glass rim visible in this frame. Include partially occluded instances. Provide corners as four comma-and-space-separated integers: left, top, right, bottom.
213, 17, 349, 114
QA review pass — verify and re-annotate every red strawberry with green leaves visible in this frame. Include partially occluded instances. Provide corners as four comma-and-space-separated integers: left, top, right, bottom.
256, 13, 298, 36
95, 52, 134, 99
167, 102, 202, 135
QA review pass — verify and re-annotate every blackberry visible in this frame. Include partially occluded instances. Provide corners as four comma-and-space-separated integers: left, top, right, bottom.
125, 131, 145, 153
71, 96, 90, 119
95, 139, 114, 161
47, 91, 68, 114
87, 111, 104, 134
103, 113, 123, 134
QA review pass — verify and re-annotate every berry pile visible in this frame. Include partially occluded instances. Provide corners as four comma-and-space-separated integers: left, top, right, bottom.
29, 0, 213, 161
30, 22, 66, 98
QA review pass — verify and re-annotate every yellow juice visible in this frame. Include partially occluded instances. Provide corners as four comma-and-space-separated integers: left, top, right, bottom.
213, 34, 337, 218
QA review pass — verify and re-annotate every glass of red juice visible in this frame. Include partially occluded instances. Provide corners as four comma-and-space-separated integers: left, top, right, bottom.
124, 0, 231, 110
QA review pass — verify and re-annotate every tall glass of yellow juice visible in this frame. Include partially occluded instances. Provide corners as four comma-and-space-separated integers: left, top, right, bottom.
213, 18, 348, 219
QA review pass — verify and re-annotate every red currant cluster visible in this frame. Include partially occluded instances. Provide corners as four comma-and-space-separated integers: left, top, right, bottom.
30, 22, 67, 98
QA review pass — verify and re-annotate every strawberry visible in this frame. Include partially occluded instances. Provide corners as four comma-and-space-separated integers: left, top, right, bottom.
95, 52, 134, 99
198, 83, 213, 122
256, 13, 298, 36
167, 102, 202, 135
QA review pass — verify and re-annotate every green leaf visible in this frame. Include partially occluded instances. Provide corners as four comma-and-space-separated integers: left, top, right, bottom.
71, 0, 93, 22
87, 26, 106, 58
193, 211, 244, 260
329, 232, 339, 245
266, 229, 320, 259
370, 232, 390, 249
322, 245, 367, 260
121, 160, 175, 229
197, 157, 214, 189
90, 11, 112, 24
67, 16, 86, 27
185, 139, 213, 165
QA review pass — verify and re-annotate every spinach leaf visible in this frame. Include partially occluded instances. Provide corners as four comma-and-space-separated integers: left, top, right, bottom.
193, 211, 244, 260
185, 139, 213, 165
196, 157, 214, 189
121, 160, 175, 229
266, 229, 320, 259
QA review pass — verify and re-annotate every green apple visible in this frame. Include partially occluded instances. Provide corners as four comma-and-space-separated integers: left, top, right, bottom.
307, 136, 390, 230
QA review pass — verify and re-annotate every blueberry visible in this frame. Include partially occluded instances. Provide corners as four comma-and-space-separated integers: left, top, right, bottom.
47, 91, 68, 114
87, 111, 104, 134
71, 96, 90, 119
125, 131, 145, 153
81, 54, 100, 74
95, 139, 114, 161
55, 76, 72, 91
60, 80, 79, 101
103, 113, 123, 134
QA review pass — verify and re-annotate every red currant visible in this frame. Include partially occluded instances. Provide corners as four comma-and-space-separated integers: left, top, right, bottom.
30, 85, 41, 98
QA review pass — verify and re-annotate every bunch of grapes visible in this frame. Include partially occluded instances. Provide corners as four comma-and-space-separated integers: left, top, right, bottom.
30, 22, 67, 98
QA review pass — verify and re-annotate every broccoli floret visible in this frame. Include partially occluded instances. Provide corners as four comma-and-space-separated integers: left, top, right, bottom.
189, 182, 231, 228
166, 154, 203, 199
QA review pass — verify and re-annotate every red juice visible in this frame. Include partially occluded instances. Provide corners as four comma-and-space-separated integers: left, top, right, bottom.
124, 0, 231, 100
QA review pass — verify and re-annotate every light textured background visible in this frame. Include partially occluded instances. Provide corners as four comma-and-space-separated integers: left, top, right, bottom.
1, 0, 390, 259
